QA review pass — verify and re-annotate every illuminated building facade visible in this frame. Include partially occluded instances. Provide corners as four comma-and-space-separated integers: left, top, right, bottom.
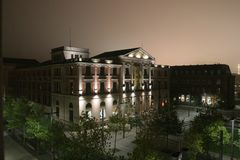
4, 46, 170, 123
170, 64, 235, 109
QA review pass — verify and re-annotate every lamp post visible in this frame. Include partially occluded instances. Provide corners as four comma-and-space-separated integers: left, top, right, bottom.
231, 118, 235, 160
101, 107, 104, 147
45, 109, 57, 160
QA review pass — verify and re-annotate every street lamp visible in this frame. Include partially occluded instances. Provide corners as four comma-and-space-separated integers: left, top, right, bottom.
230, 117, 235, 160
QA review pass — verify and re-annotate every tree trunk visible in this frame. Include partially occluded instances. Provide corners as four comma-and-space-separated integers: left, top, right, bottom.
166, 134, 169, 150
122, 124, 125, 138
114, 130, 117, 153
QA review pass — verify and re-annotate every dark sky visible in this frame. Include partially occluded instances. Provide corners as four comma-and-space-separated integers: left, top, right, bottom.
2, 0, 240, 73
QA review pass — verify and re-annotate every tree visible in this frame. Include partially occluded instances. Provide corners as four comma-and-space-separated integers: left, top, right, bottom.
129, 107, 182, 160
184, 112, 230, 159
109, 114, 122, 153
4, 97, 31, 130
58, 113, 113, 160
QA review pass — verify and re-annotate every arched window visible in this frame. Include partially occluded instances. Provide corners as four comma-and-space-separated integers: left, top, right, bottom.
69, 103, 73, 122
86, 103, 92, 109
100, 101, 106, 119
86, 103, 92, 117
100, 101, 105, 107
113, 100, 117, 105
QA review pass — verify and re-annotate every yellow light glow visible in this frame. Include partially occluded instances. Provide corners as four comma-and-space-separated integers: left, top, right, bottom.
136, 53, 141, 58
105, 60, 113, 64
143, 55, 149, 59
128, 53, 134, 57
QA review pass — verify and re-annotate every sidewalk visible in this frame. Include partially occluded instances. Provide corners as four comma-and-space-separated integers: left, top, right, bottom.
108, 129, 137, 157
4, 132, 37, 160
210, 151, 237, 160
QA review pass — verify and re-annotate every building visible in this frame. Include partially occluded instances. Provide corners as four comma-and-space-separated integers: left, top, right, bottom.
4, 46, 170, 123
3, 58, 39, 97
234, 73, 240, 103
170, 64, 235, 109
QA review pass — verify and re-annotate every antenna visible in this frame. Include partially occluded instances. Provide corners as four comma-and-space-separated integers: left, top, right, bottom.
69, 27, 72, 47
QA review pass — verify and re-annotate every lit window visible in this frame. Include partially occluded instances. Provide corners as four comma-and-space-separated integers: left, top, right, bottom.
136, 53, 141, 58
128, 53, 134, 57
143, 54, 149, 59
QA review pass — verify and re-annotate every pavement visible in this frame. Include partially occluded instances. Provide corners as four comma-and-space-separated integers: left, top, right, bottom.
108, 128, 137, 157
4, 132, 37, 160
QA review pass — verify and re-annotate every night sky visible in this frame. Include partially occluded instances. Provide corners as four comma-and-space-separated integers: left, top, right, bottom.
2, 0, 240, 73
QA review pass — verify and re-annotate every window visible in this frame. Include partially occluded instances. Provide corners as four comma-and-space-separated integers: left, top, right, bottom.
85, 82, 91, 95
69, 103, 73, 122
69, 66, 74, 75
151, 70, 153, 76
100, 108, 106, 119
54, 68, 61, 76
113, 100, 117, 105
164, 71, 167, 76
113, 82, 117, 92
86, 103, 92, 117
70, 82, 74, 94
86, 66, 91, 75
100, 102, 106, 119
126, 82, 130, 92
100, 67, 105, 76
113, 68, 117, 76
100, 82, 105, 93
53, 82, 57, 93
164, 82, 168, 89
56, 107, 59, 118
144, 69, 148, 77
125, 68, 130, 76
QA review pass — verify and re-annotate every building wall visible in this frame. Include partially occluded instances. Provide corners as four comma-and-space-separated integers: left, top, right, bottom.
4, 47, 170, 123
170, 64, 234, 109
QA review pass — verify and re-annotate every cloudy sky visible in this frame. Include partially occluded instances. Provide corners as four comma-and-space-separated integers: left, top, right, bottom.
2, 0, 240, 73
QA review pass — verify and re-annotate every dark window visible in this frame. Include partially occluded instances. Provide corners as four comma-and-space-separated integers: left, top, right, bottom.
56, 107, 59, 118
100, 67, 105, 76
54, 81, 61, 93
86, 103, 92, 109
86, 66, 91, 75
113, 82, 117, 92
85, 82, 91, 95
100, 101, 105, 107
126, 82, 130, 92
125, 68, 130, 75
54, 68, 61, 76
100, 82, 105, 93
113, 68, 117, 76
69, 103, 73, 122
70, 66, 74, 75
113, 100, 117, 105
144, 81, 148, 90
70, 82, 74, 94
164, 71, 167, 76
144, 69, 148, 77
164, 82, 167, 89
